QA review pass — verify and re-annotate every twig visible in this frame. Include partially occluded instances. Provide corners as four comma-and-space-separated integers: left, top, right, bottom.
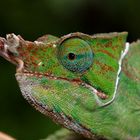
0, 132, 16, 140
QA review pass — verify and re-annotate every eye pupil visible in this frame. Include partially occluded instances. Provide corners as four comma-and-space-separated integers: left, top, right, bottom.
68, 53, 76, 60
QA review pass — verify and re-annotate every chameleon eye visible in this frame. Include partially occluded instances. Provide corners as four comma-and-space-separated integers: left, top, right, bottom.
57, 37, 94, 73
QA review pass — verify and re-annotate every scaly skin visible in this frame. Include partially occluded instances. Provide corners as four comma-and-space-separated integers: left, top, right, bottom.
0, 32, 140, 140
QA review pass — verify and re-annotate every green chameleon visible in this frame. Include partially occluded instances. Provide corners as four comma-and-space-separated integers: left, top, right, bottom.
0, 32, 140, 140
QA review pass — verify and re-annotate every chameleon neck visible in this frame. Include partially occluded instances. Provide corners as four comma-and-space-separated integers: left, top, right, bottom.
89, 42, 140, 140
92, 72, 140, 140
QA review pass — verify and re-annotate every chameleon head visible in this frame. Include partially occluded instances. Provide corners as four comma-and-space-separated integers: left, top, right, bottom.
0, 32, 128, 138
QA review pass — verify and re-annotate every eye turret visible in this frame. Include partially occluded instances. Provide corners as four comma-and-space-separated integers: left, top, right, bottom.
57, 38, 94, 73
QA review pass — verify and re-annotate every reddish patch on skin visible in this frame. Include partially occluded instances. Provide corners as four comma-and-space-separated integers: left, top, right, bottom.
30, 56, 40, 67
95, 61, 115, 73
108, 37, 123, 51
17, 42, 44, 70
96, 41, 113, 49
23, 70, 82, 85
122, 58, 140, 82
104, 41, 112, 48
95, 41, 122, 58
27, 43, 34, 50
112, 45, 119, 51
97, 49, 116, 59
122, 66, 133, 79
96, 91, 108, 99
118, 37, 123, 42
0, 38, 4, 51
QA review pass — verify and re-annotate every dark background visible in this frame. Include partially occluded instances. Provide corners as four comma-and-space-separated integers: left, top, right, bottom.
0, 0, 140, 139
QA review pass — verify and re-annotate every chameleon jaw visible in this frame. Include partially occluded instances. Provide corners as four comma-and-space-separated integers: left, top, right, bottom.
18, 69, 109, 103
16, 73, 101, 140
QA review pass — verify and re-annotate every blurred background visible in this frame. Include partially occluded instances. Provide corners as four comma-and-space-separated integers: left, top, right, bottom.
0, 0, 140, 139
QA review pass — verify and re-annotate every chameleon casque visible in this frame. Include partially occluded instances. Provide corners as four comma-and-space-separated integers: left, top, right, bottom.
0, 32, 140, 140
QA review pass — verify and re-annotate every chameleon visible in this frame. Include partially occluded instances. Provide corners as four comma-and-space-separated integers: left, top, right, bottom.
0, 32, 140, 140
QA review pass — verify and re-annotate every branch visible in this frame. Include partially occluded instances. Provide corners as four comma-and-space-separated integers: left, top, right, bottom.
0, 132, 15, 140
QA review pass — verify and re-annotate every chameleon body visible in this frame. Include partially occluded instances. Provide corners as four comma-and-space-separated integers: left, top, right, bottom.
0, 32, 140, 140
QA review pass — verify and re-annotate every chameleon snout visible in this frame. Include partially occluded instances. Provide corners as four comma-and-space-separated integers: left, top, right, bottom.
0, 34, 24, 72
0, 37, 7, 59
